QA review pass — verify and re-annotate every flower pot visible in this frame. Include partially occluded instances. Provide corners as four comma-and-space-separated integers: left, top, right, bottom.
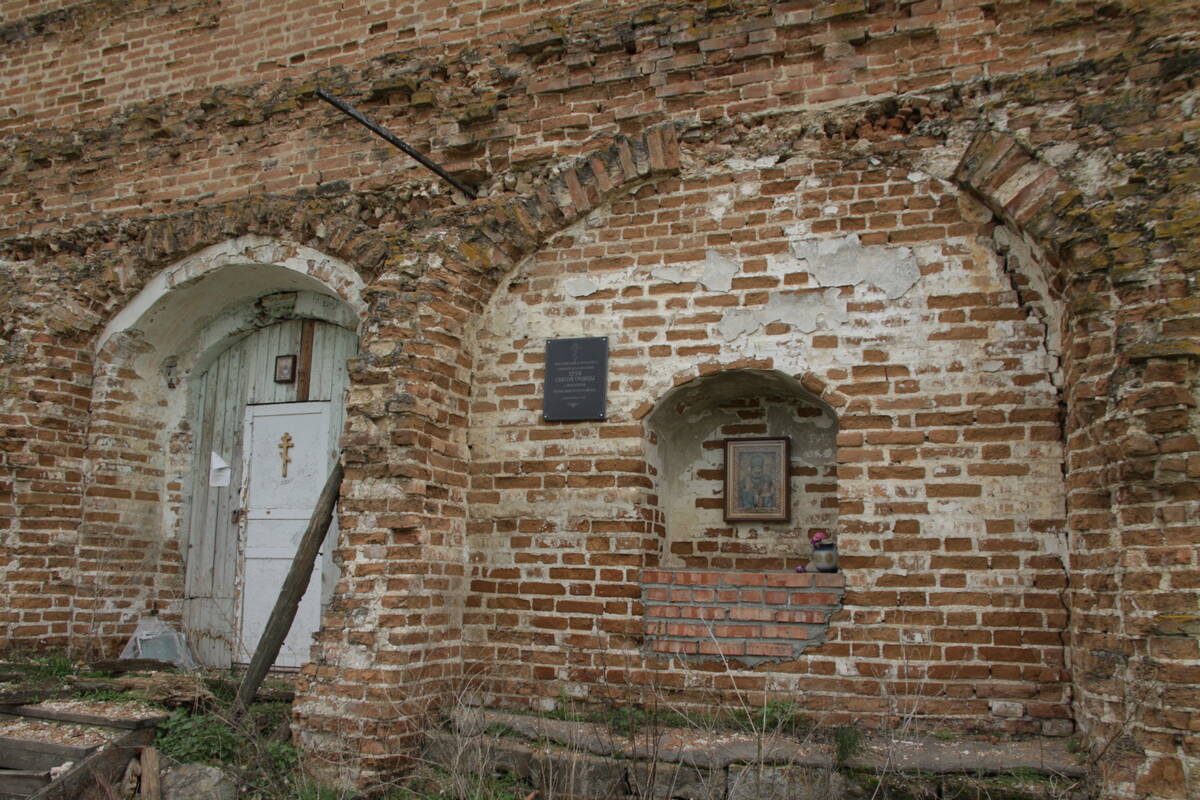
810, 543, 838, 573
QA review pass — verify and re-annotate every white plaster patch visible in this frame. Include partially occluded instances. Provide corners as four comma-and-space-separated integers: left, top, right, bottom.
716, 312, 761, 342
716, 287, 848, 342
789, 234, 920, 300
709, 192, 734, 220
650, 267, 687, 284
701, 250, 738, 292
563, 277, 599, 297
768, 287, 848, 333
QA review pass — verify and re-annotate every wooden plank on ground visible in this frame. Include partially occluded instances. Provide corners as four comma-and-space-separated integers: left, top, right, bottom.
0, 768, 51, 797
0, 708, 167, 731
0, 736, 94, 771
28, 728, 154, 800
86, 661, 175, 676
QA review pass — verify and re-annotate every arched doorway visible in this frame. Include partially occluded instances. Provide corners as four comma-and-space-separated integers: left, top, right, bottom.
84, 237, 365, 666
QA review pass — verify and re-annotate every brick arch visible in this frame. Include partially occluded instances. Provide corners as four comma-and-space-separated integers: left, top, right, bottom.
953, 131, 1083, 269
958, 130, 1200, 793
74, 236, 369, 656
420, 122, 683, 281
28, 200, 396, 350
638, 361, 856, 567
646, 361, 854, 420
639, 365, 848, 665
293, 123, 685, 792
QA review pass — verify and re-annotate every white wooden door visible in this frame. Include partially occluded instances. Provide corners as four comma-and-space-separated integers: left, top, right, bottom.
238, 402, 336, 668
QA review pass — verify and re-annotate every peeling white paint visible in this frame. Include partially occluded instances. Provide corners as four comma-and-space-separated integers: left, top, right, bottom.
716, 311, 761, 342
708, 192, 734, 220
765, 287, 848, 333
717, 287, 848, 341
650, 267, 687, 284
563, 277, 599, 297
789, 234, 921, 299
701, 250, 738, 291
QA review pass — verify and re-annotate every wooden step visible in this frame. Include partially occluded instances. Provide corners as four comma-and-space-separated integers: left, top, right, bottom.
0, 768, 51, 800
0, 706, 167, 731
0, 736, 94, 772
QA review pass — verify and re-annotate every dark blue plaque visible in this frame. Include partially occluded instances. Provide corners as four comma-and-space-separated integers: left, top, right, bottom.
543, 337, 608, 421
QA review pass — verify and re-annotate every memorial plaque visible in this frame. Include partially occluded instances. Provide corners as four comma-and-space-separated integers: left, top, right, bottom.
543, 336, 608, 421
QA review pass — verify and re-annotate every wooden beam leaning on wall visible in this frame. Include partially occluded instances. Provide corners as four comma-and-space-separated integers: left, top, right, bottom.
234, 460, 344, 716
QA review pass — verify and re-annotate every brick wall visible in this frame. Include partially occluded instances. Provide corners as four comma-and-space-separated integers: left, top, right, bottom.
643, 569, 845, 663
2, 0, 1199, 796
465, 146, 1071, 729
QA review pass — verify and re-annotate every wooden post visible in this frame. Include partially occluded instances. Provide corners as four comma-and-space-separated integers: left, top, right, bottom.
235, 461, 344, 715
140, 747, 161, 800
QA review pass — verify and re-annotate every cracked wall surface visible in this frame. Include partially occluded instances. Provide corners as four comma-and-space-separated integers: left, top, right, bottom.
2, 0, 1199, 797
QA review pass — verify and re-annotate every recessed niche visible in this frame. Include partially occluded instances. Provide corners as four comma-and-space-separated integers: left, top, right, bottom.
646, 369, 839, 571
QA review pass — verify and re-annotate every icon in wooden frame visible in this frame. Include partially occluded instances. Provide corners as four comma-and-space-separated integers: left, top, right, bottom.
273, 354, 297, 384
723, 437, 790, 522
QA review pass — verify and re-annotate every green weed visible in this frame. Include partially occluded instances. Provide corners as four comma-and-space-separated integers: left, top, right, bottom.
156, 708, 245, 764
9, 652, 78, 680
74, 687, 164, 707
834, 725, 863, 767
730, 697, 813, 737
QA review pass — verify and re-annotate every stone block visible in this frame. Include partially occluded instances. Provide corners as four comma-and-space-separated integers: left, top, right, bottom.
727, 764, 843, 800
531, 749, 626, 800
629, 760, 724, 800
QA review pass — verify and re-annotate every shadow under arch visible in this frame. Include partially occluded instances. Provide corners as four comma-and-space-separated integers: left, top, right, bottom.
77, 236, 366, 660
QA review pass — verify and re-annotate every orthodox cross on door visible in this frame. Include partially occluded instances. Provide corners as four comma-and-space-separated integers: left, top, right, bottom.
277, 433, 294, 478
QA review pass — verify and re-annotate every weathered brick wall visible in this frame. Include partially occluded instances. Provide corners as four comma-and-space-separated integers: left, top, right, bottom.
643, 569, 845, 662
2, 0, 1198, 796
465, 141, 1071, 730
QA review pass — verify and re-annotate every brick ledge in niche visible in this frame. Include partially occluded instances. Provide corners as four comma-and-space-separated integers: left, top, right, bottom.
641, 568, 845, 664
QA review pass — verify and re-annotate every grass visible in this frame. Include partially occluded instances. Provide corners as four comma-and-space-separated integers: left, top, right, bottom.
151, 698, 311, 798
532, 692, 814, 740
73, 686, 168, 707
3, 651, 81, 680
391, 767, 533, 800
157, 708, 247, 764
833, 724, 863, 768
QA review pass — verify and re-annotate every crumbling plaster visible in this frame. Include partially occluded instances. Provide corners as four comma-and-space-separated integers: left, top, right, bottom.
468, 152, 1068, 596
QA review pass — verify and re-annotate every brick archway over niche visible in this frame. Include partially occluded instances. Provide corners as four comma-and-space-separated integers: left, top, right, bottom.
957, 131, 1200, 795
